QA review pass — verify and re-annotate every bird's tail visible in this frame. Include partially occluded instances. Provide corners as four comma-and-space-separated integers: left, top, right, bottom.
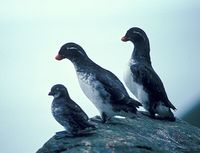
167, 100, 176, 110
120, 97, 142, 114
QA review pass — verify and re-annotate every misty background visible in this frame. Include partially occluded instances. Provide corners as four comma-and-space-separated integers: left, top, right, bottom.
0, 0, 200, 152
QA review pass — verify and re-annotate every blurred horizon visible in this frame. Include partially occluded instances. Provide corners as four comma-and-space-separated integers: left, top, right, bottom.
1, 1, 200, 152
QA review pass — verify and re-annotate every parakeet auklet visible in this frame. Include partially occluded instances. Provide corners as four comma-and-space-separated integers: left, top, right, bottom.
55, 42, 142, 123
121, 27, 176, 121
48, 84, 95, 138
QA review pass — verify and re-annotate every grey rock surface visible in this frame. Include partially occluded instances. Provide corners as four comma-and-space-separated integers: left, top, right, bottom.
37, 112, 200, 153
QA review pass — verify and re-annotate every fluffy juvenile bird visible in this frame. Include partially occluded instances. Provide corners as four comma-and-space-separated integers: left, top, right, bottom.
48, 84, 95, 138
121, 27, 176, 121
55, 42, 141, 123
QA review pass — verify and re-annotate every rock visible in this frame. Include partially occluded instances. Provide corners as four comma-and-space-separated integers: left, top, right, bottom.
37, 112, 200, 153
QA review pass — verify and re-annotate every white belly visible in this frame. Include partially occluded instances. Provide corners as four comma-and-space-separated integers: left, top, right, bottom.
76, 72, 114, 116
124, 64, 149, 110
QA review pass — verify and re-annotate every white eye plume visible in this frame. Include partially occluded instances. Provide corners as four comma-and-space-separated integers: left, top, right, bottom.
133, 31, 146, 41
133, 31, 143, 37
67, 46, 86, 56
67, 47, 77, 50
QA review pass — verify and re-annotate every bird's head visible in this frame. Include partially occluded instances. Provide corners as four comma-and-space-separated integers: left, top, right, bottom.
55, 42, 87, 61
121, 27, 148, 44
48, 84, 69, 99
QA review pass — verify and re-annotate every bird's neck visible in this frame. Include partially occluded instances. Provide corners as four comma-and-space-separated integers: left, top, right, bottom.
55, 96, 70, 102
131, 41, 151, 65
71, 56, 96, 72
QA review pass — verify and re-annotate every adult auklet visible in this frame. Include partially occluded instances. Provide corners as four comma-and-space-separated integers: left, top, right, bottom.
55, 42, 142, 123
48, 84, 95, 138
121, 27, 176, 121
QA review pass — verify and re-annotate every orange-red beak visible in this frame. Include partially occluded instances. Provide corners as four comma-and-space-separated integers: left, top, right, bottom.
55, 54, 63, 60
121, 36, 129, 42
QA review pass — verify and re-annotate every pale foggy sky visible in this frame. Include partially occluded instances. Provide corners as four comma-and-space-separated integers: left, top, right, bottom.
0, 1, 200, 152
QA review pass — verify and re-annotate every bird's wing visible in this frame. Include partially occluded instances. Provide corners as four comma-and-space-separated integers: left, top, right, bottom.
66, 100, 89, 122
55, 99, 89, 128
95, 69, 129, 102
131, 64, 176, 110
67, 100, 95, 129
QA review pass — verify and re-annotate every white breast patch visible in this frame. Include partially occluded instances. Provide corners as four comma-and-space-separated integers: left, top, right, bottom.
124, 62, 149, 110
76, 72, 115, 117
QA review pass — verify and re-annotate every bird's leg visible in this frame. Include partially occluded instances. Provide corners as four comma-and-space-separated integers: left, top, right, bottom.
145, 102, 157, 119
141, 111, 151, 117
89, 112, 111, 123
101, 112, 110, 123
149, 111, 156, 119
141, 109, 156, 119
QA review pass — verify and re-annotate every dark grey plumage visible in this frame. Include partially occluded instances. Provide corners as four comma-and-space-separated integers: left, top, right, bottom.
122, 27, 176, 121
55, 43, 141, 123
48, 84, 95, 137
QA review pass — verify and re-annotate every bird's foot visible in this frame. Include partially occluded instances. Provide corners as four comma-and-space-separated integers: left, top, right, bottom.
89, 115, 105, 123
155, 115, 176, 122
89, 115, 113, 124
87, 120, 97, 129
55, 131, 74, 139
141, 111, 176, 122
141, 111, 154, 118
